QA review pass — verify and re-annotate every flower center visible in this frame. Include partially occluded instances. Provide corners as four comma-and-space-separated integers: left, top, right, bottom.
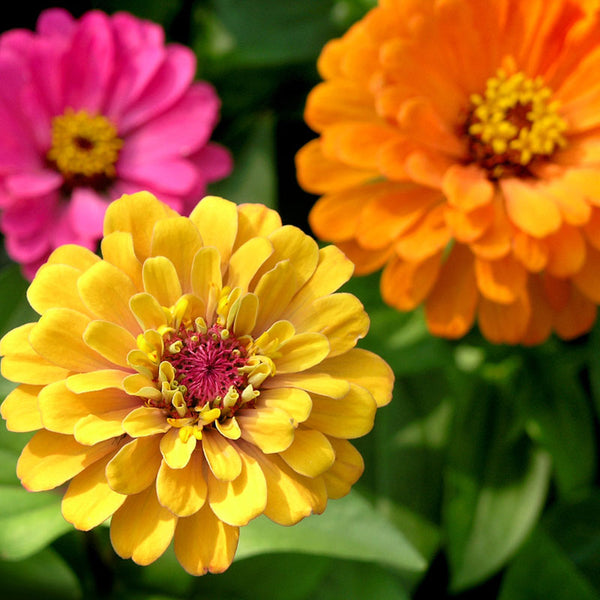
164, 323, 251, 412
465, 69, 567, 179
129, 291, 277, 441
46, 108, 123, 189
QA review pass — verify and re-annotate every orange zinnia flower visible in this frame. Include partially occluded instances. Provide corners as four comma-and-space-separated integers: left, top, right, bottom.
0, 192, 393, 575
297, 0, 600, 344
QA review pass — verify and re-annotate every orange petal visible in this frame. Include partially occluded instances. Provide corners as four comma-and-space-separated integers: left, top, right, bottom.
521, 276, 553, 346
512, 230, 549, 272
501, 178, 562, 237
583, 206, 600, 251
442, 164, 494, 211
110, 485, 177, 565
296, 139, 377, 195
545, 224, 586, 278
572, 243, 600, 302
335, 240, 392, 275
425, 245, 477, 338
469, 196, 512, 260
477, 293, 531, 345
174, 504, 239, 575
543, 274, 571, 312
381, 253, 441, 311
554, 285, 597, 340
444, 202, 495, 243
357, 185, 441, 250
394, 203, 451, 262
474, 255, 528, 304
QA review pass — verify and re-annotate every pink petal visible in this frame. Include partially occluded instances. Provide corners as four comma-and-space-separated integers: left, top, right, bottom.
117, 45, 196, 134
5, 227, 51, 264
112, 12, 164, 48
190, 143, 233, 183
1, 193, 56, 234
61, 11, 115, 113
120, 84, 220, 163
4, 171, 62, 199
36, 8, 76, 38
118, 157, 198, 196
68, 188, 108, 238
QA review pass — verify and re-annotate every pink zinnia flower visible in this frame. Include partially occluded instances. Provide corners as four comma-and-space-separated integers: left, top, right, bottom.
0, 8, 232, 278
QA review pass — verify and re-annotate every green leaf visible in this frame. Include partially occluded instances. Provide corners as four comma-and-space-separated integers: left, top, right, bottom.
0, 264, 35, 337
444, 389, 552, 591
518, 351, 596, 497
236, 490, 426, 572
499, 493, 600, 600
0, 547, 81, 600
208, 111, 277, 208
195, 0, 338, 68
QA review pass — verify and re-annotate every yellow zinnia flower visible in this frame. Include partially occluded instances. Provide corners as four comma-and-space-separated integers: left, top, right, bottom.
0, 192, 393, 575
297, 0, 600, 344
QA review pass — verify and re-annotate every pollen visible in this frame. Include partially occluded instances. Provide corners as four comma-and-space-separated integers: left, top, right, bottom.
47, 108, 123, 182
466, 69, 567, 178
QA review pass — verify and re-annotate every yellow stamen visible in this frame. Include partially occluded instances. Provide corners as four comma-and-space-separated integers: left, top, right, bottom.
47, 108, 123, 178
468, 69, 567, 174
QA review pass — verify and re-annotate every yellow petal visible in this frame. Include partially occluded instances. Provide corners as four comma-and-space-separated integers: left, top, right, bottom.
66, 369, 129, 393
231, 293, 259, 337
151, 216, 203, 293
189, 196, 238, 268
0, 324, 69, 385
207, 449, 267, 526
27, 264, 90, 316
289, 293, 369, 357
142, 256, 183, 309
274, 332, 330, 373
83, 320, 137, 368
174, 503, 239, 575
74, 409, 131, 445
235, 202, 281, 246
202, 429, 242, 481
258, 387, 312, 422
267, 373, 349, 398
244, 447, 327, 525
29, 309, 113, 372
156, 451, 207, 516
122, 406, 170, 437
110, 485, 177, 565
160, 427, 197, 469
191, 247, 222, 316
1, 384, 42, 432
62, 453, 126, 530
123, 373, 161, 401
313, 348, 394, 407
284, 245, 355, 318
322, 437, 364, 499
105, 435, 162, 495
101, 231, 143, 289
227, 237, 273, 292
39, 380, 96, 434
237, 406, 295, 453
77, 261, 141, 333
47, 244, 100, 270
17, 431, 116, 491
305, 384, 377, 439
103, 191, 178, 260
129, 292, 169, 332
256, 226, 319, 291
252, 260, 298, 334
280, 428, 335, 478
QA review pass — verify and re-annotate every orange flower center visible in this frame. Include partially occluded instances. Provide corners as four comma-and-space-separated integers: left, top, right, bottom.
47, 108, 123, 189
465, 70, 567, 179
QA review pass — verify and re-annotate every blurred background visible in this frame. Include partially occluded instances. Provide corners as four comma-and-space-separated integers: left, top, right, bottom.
1, 2, 599, 599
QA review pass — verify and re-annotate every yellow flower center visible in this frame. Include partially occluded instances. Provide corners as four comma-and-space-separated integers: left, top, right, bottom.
466, 69, 567, 179
46, 108, 123, 185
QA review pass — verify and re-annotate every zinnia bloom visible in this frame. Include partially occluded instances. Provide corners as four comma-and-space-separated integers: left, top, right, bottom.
297, 0, 600, 344
0, 192, 393, 575
0, 9, 232, 278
